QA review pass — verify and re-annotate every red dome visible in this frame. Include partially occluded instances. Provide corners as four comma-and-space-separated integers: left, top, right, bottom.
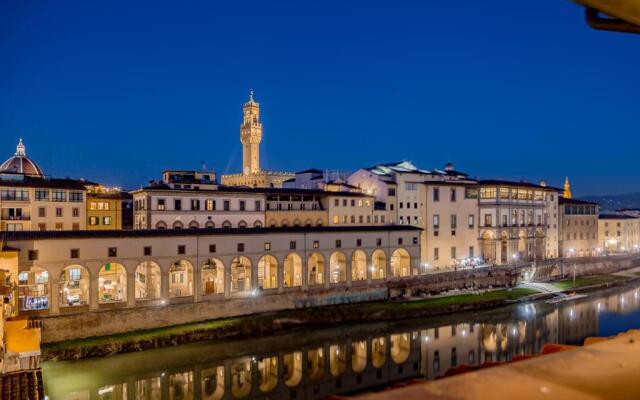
0, 138, 45, 177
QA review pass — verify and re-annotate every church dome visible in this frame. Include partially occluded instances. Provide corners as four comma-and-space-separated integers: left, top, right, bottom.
0, 138, 45, 178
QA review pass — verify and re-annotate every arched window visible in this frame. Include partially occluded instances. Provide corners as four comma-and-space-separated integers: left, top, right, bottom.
351, 250, 367, 282
169, 260, 194, 298
173, 220, 184, 230
231, 256, 252, 294
156, 221, 167, 230
205, 220, 215, 229
257, 255, 278, 290
329, 344, 347, 377
390, 248, 411, 277
222, 220, 232, 229
189, 220, 200, 229
307, 253, 324, 286
283, 352, 303, 387
230, 359, 252, 399
258, 356, 278, 393
329, 251, 347, 284
390, 333, 411, 364
59, 265, 90, 307
238, 220, 247, 228
202, 258, 225, 295
371, 250, 387, 280
18, 267, 49, 311
283, 253, 302, 287
98, 262, 127, 304
253, 220, 263, 228
135, 261, 161, 300
351, 340, 367, 373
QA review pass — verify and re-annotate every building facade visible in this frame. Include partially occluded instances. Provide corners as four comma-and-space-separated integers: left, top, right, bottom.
86, 185, 129, 230
598, 214, 640, 253
221, 92, 294, 188
558, 197, 599, 257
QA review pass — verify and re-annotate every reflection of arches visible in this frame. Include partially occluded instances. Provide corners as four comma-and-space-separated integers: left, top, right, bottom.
205, 220, 215, 229
371, 250, 386, 280
202, 258, 224, 295
283, 351, 302, 387
307, 347, 325, 381
222, 220, 232, 229
169, 371, 194, 400
351, 250, 367, 281
98, 263, 127, 303
238, 220, 247, 228
257, 255, 278, 290
135, 261, 161, 300
201, 366, 224, 400
169, 260, 194, 297
173, 220, 184, 229
59, 265, 90, 307
390, 333, 411, 364
156, 221, 167, 229
189, 220, 200, 229
253, 220, 263, 228
308, 253, 324, 286
258, 356, 278, 393
329, 344, 347, 376
351, 340, 367, 373
283, 253, 302, 287
371, 337, 387, 368
329, 251, 347, 284
18, 266, 50, 311
231, 256, 252, 293
390, 249, 410, 277
231, 359, 252, 399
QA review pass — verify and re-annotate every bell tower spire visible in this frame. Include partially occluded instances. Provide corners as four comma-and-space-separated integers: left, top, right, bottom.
563, 176, 572, 199
240, 89, 262, 175
15, 137, 26, 157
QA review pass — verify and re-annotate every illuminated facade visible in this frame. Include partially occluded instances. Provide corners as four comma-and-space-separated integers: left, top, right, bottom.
558, 197, 599, 257
86, 185, 128, 230
598, 214, 640, 253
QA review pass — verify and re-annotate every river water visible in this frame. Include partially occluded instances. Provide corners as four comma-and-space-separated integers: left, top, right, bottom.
43, 283, 640, 400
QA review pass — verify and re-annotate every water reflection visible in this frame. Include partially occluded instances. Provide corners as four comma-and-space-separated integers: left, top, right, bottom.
44, 284, 640, 399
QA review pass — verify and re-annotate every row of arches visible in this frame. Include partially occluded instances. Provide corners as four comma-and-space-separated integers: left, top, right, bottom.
266, 218, 325, 228
155, 220, 263, 230
18, 249, 412, 311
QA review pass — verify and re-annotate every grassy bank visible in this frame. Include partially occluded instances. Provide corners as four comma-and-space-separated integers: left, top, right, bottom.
43, 288, 537, 360
550, 274, 630, 291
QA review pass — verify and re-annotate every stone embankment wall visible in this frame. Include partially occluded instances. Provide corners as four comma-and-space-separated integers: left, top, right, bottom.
37, 255, 640, 343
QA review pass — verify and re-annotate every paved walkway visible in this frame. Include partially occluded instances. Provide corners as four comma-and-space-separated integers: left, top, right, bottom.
612, 266, 640, 278
518, 281, 563, 294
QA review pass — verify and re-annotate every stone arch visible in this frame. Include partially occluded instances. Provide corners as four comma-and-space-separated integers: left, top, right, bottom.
59, 264, 90, 307
222, 220, 232, 228
257, 255, 278, 290
329, 251, 347, 284
155, 221, 167, 229
205, 220, 215, 229
189, 220, 200, 229
253, 220, 263, 228
316, 219, 324, 227
390, 333, 411, 364
230, 358, 252, 398
135, 261, 161, 300
371, 249, 386, 280
168, 260, 194, 298
390, 248, 410, 277
351, 340, 367, 373
267, 219, 277, 228
283, 253, 302, 288
371, 336, 387, 368
283, 351, 303, 387
308, 252, 325, 286
173, 220, 184, 230
238, 220, 247, 228
98, 262, 127, 304
351, 250, 367, 282
307, 347, 325, 381
329, 344, 347, 377
18, 266, 50, 311
258, 356, 278, 393
304, 219, 313, 227
293, 218, 302, 227
480, 230, 496, 264
281, 219, 290, 227
202, 258, 224, 295
231, 256, 252, 294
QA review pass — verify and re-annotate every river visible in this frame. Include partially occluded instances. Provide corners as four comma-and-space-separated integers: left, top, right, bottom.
43, 282, 640, 399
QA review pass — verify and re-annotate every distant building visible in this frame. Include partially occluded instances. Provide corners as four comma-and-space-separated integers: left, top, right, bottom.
86, 184, 131, 230
598, 214, 640, 253
558, 197, 599, 257
220, 92, 294, 188
283, 169, 358, 192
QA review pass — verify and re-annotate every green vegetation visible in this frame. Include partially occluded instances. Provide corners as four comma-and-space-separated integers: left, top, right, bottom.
550, 274, 629, 290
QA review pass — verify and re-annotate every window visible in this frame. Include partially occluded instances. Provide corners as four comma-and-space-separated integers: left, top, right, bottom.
38, 223, 46, 231
469, 246, 474, 257
343, 199, 347, 206
28, 250, 38, 261
290, 241, 296, 250
399, 202, 404, 209
434, 248, 439, 260
56, 207, 63, 217
465, 188, 478, 199
158, 198, 166, 210
237, 243, 245, 252
405, 182, 417, 191
255, 200, 261, 211
205, 199, 214, 211
336, 240, 342, 248
376, 238, 382, 246
433, 188, 440, 202
52, 190, 66, 202
108, 247, 118, 257
89, 216, 99, 225
351, 199, 355, 207
72, 207, 80, 217
70, 249, 80, 259
178, 245, 186, 255
224, 200, 230, 211
451, 247, 457, 259
450, 188, 456, 202
38, 207, 46, 218
468, 214, 475, 228
209, 244, 216, 253
356, 239, 362, 246
264, 242, 271, 251
69, 191, 83, 202
484, 214, 493, 227
398, 238, 403, 245
144, 246, 152, 256
35, 190, 49, 201
313, 240, 320, 249
174, 199, 182, 210
239, 200, 246, 211
69, 268, 81, 280
450, 214, 457, 229
103, 216, 112, 225
191, 199, 200, 211
388, 188, 396, 196
413, 237, 418, 244
433, 214, 440, 229
55, 222, 63, 230
72, 223, 80, 231
480, 188, 496, 199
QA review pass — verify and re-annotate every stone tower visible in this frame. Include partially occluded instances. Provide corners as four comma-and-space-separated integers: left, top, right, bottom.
240, 90, 262, 175
563, 176, 572, 199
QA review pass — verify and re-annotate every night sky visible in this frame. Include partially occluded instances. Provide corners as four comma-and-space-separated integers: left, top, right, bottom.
1, 1, 638, 195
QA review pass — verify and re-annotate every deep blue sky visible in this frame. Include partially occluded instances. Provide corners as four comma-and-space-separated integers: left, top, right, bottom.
1, 1, 638, 195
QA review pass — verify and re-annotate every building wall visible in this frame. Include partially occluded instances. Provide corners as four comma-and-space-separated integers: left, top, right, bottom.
599, 217, 640, 253
558, 202, 599, 257
86, 195, 123, 230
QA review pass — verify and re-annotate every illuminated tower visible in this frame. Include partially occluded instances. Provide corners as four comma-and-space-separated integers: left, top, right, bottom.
563, 176, 572, 199
240, 90, 262, 175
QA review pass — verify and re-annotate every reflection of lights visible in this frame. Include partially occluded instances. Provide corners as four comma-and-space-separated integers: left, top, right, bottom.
569, 309, 575, 320
161, 299, 167, 305
98, 386, 114, 396
161, 372, 166, 377
511, 327, 518, 336
597, 303, 602, 311
251, 290, 258, 297
462, 330, 467, 337
424, 335, 429, 342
